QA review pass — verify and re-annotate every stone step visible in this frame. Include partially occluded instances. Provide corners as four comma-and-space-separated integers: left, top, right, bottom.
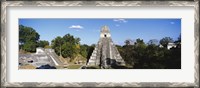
87, 26, 125, 67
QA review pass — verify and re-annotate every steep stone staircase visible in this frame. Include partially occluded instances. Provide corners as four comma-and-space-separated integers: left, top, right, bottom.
45, 49, 63, 66
87, 37, 125, 68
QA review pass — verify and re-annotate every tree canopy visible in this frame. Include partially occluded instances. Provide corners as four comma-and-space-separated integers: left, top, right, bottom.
51, 34, 89, 61
118, 37, 181, 69
159, 37, 174, 48
38, 40, 49, 48
19, 25, 40, 52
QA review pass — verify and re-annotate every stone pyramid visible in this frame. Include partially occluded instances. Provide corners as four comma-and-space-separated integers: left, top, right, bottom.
87, 26, 125, 68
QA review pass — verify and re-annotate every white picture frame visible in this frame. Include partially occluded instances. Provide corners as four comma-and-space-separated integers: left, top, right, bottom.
1, 1, 199, 87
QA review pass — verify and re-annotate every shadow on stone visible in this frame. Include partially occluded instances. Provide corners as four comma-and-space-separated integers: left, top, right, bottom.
111, 64, 130, 69
36, 64, 56, 69
81, 66, 100, 69
110, 60, 131, 69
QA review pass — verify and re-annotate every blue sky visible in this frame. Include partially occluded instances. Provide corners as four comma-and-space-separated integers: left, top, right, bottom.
19, 19, 181, 45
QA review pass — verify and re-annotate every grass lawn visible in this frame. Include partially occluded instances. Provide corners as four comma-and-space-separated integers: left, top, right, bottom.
85, 66, 100, 69
19, 64, 36, 69
67, 64, 82, 69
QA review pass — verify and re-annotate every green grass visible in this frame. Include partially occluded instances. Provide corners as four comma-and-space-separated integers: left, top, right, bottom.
85, 66, 100, 69
56, 66, 64, 69
67, 64, 82, 69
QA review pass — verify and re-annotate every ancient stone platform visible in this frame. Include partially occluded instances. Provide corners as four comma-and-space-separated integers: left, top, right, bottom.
87, 26, 125, 68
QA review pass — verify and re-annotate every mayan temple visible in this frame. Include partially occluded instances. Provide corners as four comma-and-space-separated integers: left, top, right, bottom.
87, 26, 125, 68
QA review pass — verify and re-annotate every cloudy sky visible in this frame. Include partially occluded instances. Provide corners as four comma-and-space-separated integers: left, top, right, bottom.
19, 19, 181, 45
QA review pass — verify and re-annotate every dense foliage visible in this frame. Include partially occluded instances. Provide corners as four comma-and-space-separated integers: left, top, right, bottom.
19, 25, 40, 52
19, 25, 50, 52
117, 37, 181, 69
51, 34, 90, 60
38, 40, 49, 48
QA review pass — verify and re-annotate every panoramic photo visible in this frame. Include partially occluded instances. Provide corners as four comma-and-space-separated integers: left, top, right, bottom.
19, 19, 181, 69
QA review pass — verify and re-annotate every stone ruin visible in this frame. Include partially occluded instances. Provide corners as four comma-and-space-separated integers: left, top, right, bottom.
19, 47, 63, 68
87, 26, 125, 68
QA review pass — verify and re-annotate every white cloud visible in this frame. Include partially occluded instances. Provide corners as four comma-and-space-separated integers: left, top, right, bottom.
113, 19, 128, 23
69, 25, 83, 29
170, 22, 175, 24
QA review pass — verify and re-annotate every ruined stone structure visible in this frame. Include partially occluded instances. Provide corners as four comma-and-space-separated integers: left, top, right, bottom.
19, 47, 63, 68
87, 26, 125, 68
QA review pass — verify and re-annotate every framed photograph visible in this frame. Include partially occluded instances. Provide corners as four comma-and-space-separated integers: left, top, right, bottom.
1, 0, 199, 87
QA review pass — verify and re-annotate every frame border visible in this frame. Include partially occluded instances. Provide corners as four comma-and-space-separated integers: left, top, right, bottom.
1, 1, 199, 87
